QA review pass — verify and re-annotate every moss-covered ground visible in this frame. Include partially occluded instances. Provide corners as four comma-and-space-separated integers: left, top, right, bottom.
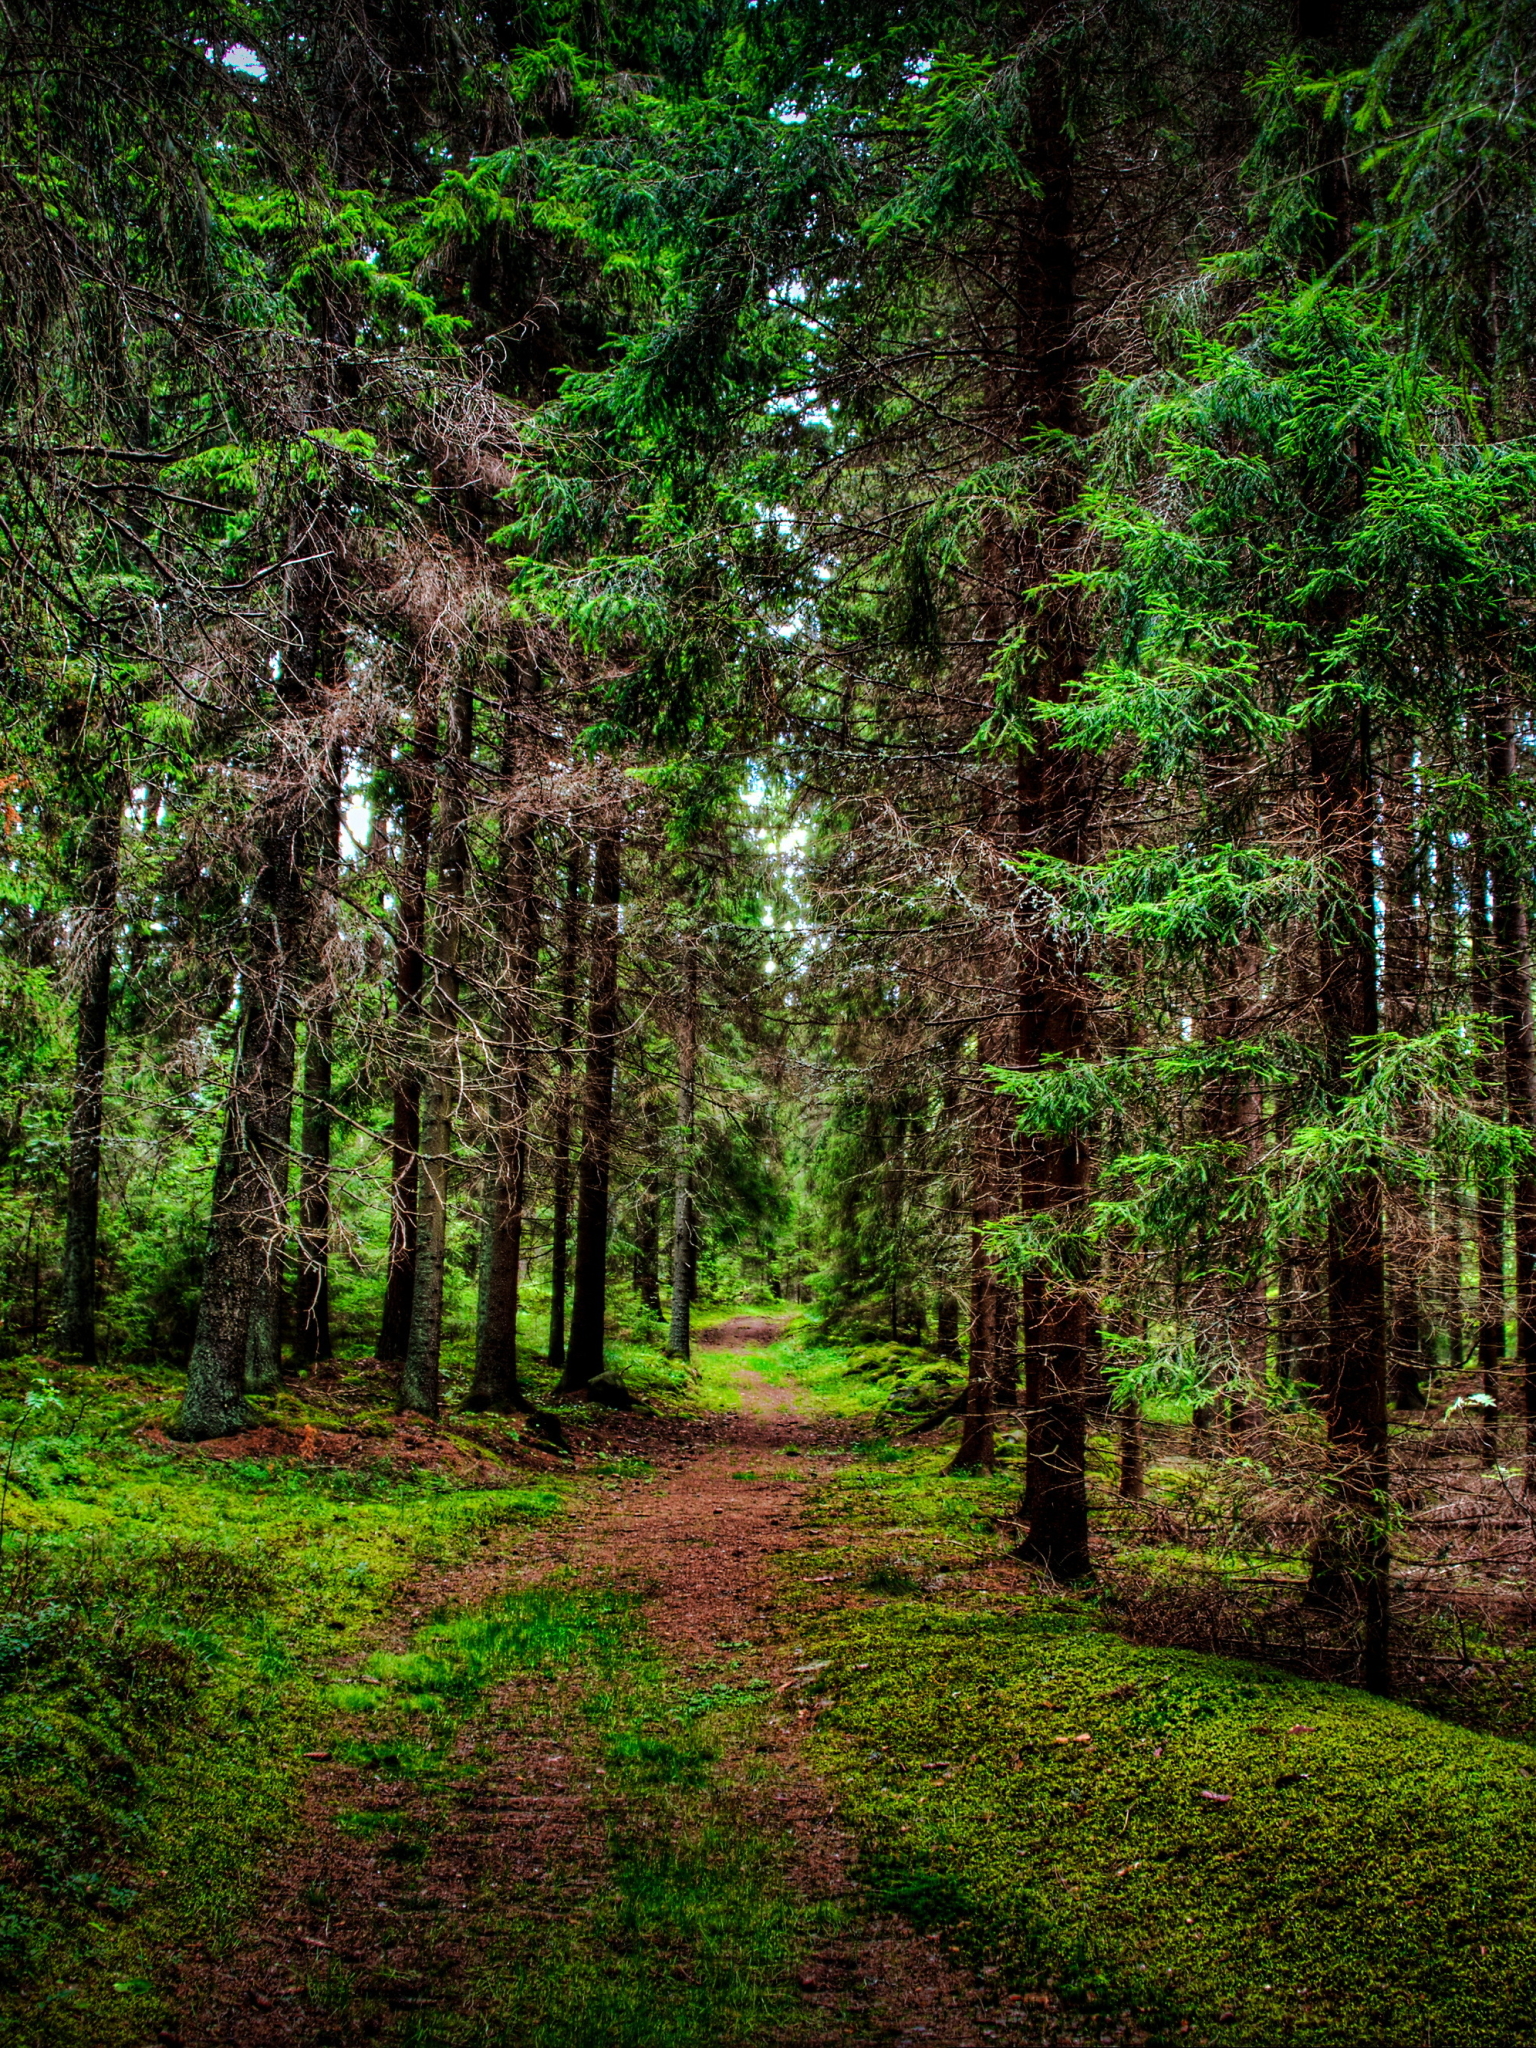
791, 1440, 1536, 2048
3, 1326, 1535, 2046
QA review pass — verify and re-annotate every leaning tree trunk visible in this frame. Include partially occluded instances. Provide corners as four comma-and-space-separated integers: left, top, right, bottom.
377, 687, 436, 1363
666, 938, 698, 1361
401, 678, 473, 1417
562, 828, 622, 1394
546, 849, 583, 1375
56, 795, 123, 1361
1307, 703, 1390, 1694
467, 672, 542, 1413
1487, 695, 1536, 1482
294, 734, 342, 1368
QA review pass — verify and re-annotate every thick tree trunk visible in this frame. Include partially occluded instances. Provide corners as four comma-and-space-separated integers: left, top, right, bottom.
56, 798, 123, 1360
1307, 706, 1390, 1693
468, 677, 541, 1413
401, 679, 473, 1417
546, 850, 583, 1375
377, 693, 435, 1362
294, 743, 342, 1368
666, 941, 698, 1360
561, 828, 622, 1393
1486, 698, 1536, 1481
981, 65, 1095, 1580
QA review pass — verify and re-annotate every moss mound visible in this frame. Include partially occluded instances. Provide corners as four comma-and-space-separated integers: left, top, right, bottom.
807, 1601, 1536, 2047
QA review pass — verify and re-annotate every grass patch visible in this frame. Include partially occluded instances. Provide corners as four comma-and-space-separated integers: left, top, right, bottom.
725, 1334, 885, 1418
0, 1355, 570, 2044
346, 1579, 840, 2045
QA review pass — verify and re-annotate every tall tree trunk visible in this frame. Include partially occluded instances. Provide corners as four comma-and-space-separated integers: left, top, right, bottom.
56, 796, 123, 1360
1307, 704, 1390, 1692
294, 734, 342, 1368
953, 1031, 1004, 1474
562, 828, 623, 1393
666, 938, 698, 1360
468, 672, 541, 1413
989, 64, 1095, 1580
1470, 852, 1505, 1464
377, 690, 436, 1362
1383, 749, 1427, 1410
546, 849, 583, 1375
1486, 696, 1536, 1482
1118, 1398, 1145, 1501
242, 1056, 296, 1399
401, 678, 473, 1417
1195, 942, 1266, 1438
634, 1094, 663, 1317
180, 540, 331, 1439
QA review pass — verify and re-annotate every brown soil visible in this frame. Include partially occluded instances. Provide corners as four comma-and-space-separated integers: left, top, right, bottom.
693, 1314, 795, 1349
169, 1353, 1077, 2048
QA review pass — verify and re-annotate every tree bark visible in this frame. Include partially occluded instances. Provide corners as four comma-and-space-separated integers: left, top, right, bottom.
1306, 704, 1390, 1693
467, 673, 541, 1413
56, 797, 123, 1360
1486, 696, 1536, 1481
377, 689, 436, 1362
562, 827, 622, 1392
546, 849, 583, 1375
294, 736, 342, 1368
1383, 750, 1427, 1409
634, 1094, 663, 1316
401, 678, 473, 1417
180, 540, 331, 1439
1118, 1397, 1145, 1501
666, 939, 698, 1361
952, 1047, 1003, 1475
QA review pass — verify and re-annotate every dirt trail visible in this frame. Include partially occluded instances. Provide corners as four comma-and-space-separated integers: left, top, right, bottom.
693, 1313, 796, 1349
174, 1346, 1038, 2048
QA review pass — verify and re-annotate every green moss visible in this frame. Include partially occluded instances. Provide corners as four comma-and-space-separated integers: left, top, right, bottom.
805, 1599, 1536, 2047
0, 1360, 573, 2041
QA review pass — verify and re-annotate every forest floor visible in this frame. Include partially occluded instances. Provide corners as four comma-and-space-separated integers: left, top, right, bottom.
4, 1325, 1536, 2047
171, 1321, 1060, 2048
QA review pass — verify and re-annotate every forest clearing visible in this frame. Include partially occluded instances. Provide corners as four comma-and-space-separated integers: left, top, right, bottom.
8, 0, 1536, 2042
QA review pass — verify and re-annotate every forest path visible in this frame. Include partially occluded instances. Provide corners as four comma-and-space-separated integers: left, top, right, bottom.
174, 1342, 1039, 2048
